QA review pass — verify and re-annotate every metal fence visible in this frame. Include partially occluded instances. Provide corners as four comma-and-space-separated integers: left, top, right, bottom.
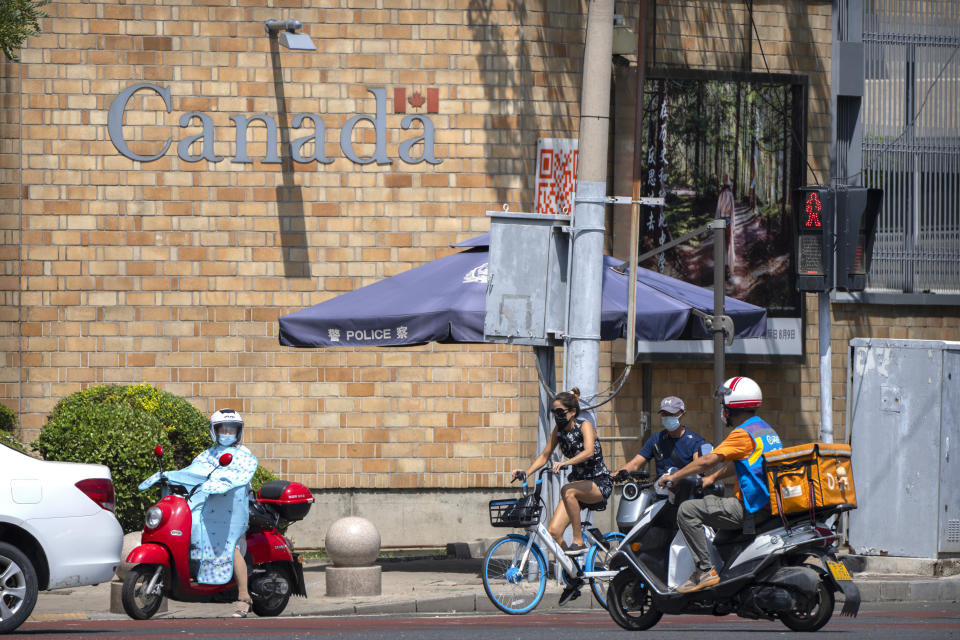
861, 0, 960, 293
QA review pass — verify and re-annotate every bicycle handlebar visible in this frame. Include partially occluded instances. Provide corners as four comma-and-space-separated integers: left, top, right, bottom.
512, 467, 562, 496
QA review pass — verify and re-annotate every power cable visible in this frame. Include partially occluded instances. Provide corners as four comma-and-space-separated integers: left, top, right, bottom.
750, 12, 827, 188
533, 347, 634, 411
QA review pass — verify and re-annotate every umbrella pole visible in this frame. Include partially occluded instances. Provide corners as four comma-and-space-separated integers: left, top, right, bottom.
534, 346, 563, 570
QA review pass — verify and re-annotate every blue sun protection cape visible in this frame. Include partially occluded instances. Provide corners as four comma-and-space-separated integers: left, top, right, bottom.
139, 444, 259, 584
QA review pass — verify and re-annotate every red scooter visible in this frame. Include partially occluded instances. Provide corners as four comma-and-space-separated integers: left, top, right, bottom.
121, 445, 314, 619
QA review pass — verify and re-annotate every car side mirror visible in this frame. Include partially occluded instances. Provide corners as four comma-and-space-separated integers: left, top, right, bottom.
219, 453, 233, 467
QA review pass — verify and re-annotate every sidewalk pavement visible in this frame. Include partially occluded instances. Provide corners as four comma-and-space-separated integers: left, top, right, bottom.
27, 550, 960, 623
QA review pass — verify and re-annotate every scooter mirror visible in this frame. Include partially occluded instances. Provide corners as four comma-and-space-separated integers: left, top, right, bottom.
700, 443, 714, 456
218, 453, 233, 467
154, 445, 164, 457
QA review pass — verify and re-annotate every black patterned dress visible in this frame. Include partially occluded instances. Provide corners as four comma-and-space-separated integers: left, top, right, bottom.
556, 414, 614, 509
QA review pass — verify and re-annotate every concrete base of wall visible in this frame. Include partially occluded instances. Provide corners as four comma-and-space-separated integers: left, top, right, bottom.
284, 488, 622, 549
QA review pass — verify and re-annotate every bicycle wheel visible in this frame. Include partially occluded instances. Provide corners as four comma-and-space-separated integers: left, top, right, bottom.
482, 535, 547, 615
586, 531, 625, 609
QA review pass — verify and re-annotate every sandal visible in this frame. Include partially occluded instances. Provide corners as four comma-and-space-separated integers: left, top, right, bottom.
233, 598, 252, 618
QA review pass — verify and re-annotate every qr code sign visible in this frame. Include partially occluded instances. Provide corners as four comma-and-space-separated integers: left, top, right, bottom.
536, 138, 578, 216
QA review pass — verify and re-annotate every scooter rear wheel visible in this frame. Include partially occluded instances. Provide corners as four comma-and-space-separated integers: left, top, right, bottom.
606, 570, 663, 631
779, 580, 835, 632
251, 569, 291, 617
121, 564, 165, 620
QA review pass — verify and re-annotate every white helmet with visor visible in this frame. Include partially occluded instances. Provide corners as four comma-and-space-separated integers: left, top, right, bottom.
209, 408, 244, 446
720, 376, 762, 409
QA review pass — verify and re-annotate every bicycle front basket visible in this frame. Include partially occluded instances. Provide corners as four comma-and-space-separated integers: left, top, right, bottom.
489, 494, 542, 527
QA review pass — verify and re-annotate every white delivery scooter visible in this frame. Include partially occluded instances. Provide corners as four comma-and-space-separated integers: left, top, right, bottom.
607, 446, 859, 632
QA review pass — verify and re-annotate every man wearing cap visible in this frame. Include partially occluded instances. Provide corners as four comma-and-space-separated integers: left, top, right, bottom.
616, 396, 708, 479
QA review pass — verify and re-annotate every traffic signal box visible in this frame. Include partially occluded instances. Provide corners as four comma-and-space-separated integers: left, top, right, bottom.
795, 187, 834, 292
835, 187, 883, 292
795, 186, 884, 293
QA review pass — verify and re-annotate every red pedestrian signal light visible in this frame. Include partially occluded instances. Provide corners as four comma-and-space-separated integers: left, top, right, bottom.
803, 192, 823, 228
794, 187, 834, 292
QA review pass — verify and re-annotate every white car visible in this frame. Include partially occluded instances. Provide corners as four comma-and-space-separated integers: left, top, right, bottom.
0, 442, 124, 633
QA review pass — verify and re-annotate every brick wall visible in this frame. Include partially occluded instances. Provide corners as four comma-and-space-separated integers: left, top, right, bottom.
0, 60, 20, 418
4, 0, 956, 497
0, 0, 627, 489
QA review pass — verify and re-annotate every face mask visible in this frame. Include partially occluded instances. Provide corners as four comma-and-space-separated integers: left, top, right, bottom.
217, 434, 237, 447
553, 407, 569, 427
661, 416, 681, 431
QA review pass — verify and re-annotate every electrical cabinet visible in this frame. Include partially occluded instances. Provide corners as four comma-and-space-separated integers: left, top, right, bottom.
847, 338, 960, 557
484, 211, 569, 346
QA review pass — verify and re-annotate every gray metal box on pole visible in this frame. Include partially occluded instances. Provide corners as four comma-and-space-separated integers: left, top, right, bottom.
484, 211, 570, 346
847, 338, 960, 557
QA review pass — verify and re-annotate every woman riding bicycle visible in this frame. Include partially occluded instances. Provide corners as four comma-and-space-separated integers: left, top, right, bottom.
510, 388, 613, 556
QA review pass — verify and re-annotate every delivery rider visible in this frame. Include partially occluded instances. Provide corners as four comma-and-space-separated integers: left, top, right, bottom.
656, 376, 783, 593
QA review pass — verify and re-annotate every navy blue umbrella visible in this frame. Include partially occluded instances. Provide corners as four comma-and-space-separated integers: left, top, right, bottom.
278, 236, 766, 348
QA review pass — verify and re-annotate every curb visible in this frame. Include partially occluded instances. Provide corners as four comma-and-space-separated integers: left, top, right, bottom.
289, 576, 960, 616
854, 575, 960, 603
32, 574, 960, 623
27, 613, 89, 622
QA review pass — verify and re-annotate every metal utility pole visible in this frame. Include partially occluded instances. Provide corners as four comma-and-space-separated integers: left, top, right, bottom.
625, 0, 648, 367
819, 291, 832, 443
565, 0, 615, 403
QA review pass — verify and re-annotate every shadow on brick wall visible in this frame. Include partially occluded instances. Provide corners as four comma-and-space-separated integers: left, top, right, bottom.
467, 0, 582, 210
269, 37, 310, 279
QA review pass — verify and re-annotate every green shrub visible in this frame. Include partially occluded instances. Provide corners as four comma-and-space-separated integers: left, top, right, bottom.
251, 465, 279, 493
41, 384, 209, 469
34, 400, 169, 531
34, 384, 279, 532
0, 403, 16, 433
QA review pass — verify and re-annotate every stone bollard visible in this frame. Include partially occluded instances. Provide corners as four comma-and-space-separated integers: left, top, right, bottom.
324, 516, 381, 596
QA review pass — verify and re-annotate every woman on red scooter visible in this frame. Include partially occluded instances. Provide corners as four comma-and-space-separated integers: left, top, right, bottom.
138, 408, 258, 617
205, 409, 258, 617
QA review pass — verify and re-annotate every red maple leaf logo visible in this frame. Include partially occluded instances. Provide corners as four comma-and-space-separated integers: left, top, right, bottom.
408, 92, 425, 109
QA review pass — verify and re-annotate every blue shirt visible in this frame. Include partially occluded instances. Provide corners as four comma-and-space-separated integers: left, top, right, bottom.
637, 428, 708, 476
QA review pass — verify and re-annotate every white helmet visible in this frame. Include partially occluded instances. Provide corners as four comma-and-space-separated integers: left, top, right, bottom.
209, 408, 244, 445
721, 376, 762, 409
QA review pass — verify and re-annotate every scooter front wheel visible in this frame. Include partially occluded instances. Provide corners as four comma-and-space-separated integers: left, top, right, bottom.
121, 564, 165, 620
606, 569, 663, 631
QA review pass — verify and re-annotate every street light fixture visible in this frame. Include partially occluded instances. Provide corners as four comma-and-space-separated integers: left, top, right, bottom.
264, 19, 316, 51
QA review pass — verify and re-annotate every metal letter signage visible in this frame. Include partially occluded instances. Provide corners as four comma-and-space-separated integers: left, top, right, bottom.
108, 83, 172, 162
340, 88, 391, 165
107, 84, 442, 166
